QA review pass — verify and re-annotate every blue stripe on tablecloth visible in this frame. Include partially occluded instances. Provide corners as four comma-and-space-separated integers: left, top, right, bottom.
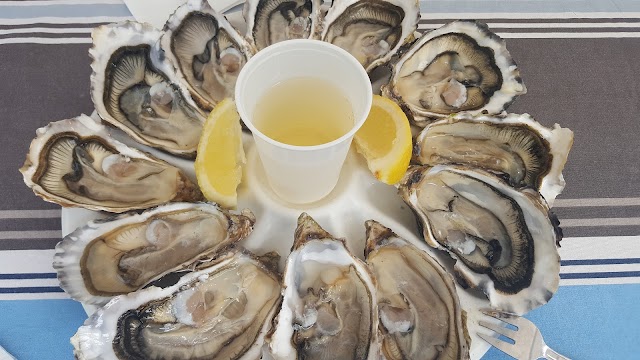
0, 273, 56, 279
562, 258, 640, 266
0, 4, 130, 18
561, 271, 640, 279
0, 286, 63, 293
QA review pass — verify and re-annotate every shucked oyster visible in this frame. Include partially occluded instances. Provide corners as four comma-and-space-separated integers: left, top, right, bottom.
399, 165, 561, 314
364, 220, 470, 360
383, 21, 526, 127
267, 213, 378, 359
322, 0, 420, 72
414, 113, 574, 205
19, 115, 202, 213
71, 248, 282, 360
162, 0, 254, 110
90, 21, 205, 158
244, 0, 323, 51
54, 202, 255, 305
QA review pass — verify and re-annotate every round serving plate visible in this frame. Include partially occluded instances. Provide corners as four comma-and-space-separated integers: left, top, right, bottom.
61, 2, 495, 358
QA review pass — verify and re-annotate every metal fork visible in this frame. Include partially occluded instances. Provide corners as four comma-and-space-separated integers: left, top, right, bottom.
478, 309, 571, 360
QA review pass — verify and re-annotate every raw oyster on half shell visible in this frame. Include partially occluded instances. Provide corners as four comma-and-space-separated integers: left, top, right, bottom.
267, 213, 379, 359
19, 115, 202, 213
71, 247, 282, 360
383, 21, 526, 127
321, 0, 420, 72
414, 113, 574, 205
90, 21, 206, 158
364, 220, 470, 360
162, 0, 254, 110
54, 202, 255, 305
244, 0, 323, 51
399, 165, 561, 314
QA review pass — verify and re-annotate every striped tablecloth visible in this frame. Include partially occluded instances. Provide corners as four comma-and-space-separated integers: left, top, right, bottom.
1, 1, 639, 359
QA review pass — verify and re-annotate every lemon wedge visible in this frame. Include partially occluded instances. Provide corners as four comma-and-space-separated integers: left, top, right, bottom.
354, 95, 412, 185
195, 98, 245, 208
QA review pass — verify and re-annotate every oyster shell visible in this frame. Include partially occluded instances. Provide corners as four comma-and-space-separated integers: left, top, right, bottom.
162, 0, 254, 110
19, 115, 203, 213
383, 20, 526, 127
321, 0, 420, 72
53, 202, 255, 305
364, 220, 470, 360
90, 21, 206, 158
244, 0, 323, 51
414, 113, 574, 205
399, 165, 561, 314
267, 213, 379, 359
71, 247, 282, 360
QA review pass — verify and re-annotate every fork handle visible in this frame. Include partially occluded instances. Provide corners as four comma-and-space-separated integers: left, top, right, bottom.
544, 345, 571, 360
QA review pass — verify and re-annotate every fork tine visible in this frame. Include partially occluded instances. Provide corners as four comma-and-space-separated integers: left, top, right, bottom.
481, 309, 519, 327
479, 320, 517, 339
477, 332, 517, 358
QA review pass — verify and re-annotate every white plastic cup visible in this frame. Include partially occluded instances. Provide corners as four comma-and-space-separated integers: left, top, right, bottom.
235, 39, 372, 204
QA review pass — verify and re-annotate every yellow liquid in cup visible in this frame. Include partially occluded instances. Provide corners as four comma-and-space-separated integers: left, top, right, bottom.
253, 77, 355, 146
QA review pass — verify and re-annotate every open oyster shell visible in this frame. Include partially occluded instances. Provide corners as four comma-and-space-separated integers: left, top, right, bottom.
414, 112, 574, 205
71, 247, 282, 360
321, 0, 420, 72
53, 202, 255, 305
399, 165, 561, 314
383, 20, 526, 127
162, 0, 255, 110
267, 213, 379, 359
19, 115, 203, 213
364, 220, 470, 360
90, 21, 206, 158
244, 0, 323, 51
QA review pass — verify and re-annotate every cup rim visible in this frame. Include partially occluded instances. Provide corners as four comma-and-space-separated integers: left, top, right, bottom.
235, 39, 373, 152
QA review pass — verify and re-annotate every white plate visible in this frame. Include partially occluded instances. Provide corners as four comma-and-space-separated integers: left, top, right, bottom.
61, 2, 495, 359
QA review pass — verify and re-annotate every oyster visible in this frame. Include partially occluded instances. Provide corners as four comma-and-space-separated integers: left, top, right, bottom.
414, 113, 574, 205
399, 165, 561, 314
383, 21, 526, 127
244, 0, 323, 51
267, 213, 378, 359
90, 21, 206, 158
19, 115, 203, 213
162, 0, 254, 110
321, 0, 420, 72
364, 220, 470, 360
71, 248, 282, 360
53, 202, 255, 305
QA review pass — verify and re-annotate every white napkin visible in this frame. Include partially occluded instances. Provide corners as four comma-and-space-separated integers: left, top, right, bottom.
122, 0, 244, 29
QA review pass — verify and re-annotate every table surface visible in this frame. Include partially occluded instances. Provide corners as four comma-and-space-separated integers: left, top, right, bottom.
1, 1, 640, 359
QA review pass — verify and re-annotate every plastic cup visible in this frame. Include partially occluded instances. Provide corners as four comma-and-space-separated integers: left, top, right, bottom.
235, 39, 372, 204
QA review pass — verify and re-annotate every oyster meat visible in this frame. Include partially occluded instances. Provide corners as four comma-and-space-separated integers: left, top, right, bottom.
383, 21, 526, 127
364, 220, 470, 360
162, 0, 254, 110
19, 115, 203, 213
267, 213, 378, 359
399, 165, 561, 314
71, 248, 282, 360
54, 202, 255, 305
321, 0, 420, 72
414, 113, 574, 205
244, 0, 323, 51
90, 21, 206, 158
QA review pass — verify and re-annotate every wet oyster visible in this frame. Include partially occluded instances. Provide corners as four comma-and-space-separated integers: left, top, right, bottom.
90, 21, 205, 158
54, 202, 255, 305
383, 21, 526, 127
267, 213, 378, 359
321, 0, 420, 72
364, 220, 470, 360
414, 113, 574, 205
399, 165, 561, 314
162, 0, 254, 110
19, 115, 203, 213
244, 0, 323, 51
71, 248, 282, 360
